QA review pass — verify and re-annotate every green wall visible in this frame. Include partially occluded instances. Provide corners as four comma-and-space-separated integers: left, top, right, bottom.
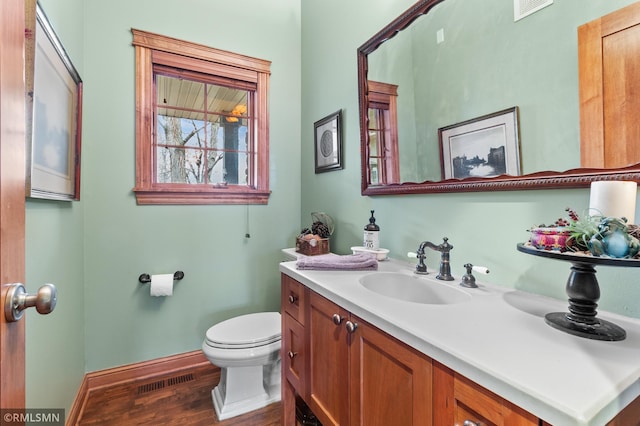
79, 0, 301, 372
26, 0, 85, 412
25, 0, 640, 415
300, 0, 640, 315
27, 0, 301, 412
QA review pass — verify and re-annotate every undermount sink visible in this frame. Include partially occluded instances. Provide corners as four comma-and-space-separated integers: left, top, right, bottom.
359, 272, 471, 305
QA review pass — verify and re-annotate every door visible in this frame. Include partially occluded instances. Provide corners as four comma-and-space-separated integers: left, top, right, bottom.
0, 0, 27, 411
306, 292, 349, 426
349, 314, 433, 426
579, 2, 640, 168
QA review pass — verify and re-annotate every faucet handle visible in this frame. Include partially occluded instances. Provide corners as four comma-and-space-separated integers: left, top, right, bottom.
409, 251, 428, 275
460, 264, 478, 288
472, 265, 490, 275
460, 263, 490, 288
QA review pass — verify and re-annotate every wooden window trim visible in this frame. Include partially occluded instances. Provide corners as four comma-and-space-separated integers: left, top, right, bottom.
368, 81, 400, 184
131, 29, 271, 205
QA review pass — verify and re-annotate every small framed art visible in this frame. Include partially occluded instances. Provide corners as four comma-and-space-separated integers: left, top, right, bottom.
314, 110, 343, 173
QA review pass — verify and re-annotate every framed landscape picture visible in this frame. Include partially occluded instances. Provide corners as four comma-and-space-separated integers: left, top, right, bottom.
27, 3, 83, 201
439, 107, 520, 180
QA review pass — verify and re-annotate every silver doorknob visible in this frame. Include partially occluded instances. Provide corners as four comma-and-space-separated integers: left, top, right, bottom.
4, 283, 57, 322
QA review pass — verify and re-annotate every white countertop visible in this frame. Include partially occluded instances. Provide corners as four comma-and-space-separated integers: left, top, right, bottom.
279, 255, 640, 426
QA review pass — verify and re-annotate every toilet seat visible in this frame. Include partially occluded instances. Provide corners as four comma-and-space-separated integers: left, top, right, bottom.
205, 312, 281, 349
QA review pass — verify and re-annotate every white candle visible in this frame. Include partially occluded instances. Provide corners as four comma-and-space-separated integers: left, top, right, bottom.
588, 181, 638, 224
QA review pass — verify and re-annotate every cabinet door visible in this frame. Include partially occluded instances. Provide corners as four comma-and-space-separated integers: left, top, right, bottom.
307, 291, 349, 426
283, 312, 305, 393
349, 314, 433, 426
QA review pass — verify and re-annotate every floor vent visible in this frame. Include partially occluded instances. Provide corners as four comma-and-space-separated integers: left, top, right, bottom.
167, 373, 195, 387
138, 380, 165, 395
137, 373, 195, 394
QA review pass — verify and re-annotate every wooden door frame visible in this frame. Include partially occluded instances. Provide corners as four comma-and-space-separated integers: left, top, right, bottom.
0, 0, 27, 411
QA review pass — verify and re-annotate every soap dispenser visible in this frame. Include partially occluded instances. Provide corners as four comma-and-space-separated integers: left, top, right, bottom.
363, 210, 380, 250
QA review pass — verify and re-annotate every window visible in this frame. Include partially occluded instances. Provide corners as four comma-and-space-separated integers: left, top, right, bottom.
132, 29, 271, 204
367, 81, 399, 185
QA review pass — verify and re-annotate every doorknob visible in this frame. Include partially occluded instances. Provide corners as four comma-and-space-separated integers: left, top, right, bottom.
4, 283, 57, 322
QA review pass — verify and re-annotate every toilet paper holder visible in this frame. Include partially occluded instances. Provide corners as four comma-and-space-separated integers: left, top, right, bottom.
138, 271, 184, 284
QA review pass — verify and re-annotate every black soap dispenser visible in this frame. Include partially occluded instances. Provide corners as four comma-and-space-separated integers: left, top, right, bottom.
363, 210, 380, 250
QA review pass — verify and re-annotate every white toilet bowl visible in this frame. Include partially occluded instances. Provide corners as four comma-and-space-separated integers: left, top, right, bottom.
201, 312, 281, 420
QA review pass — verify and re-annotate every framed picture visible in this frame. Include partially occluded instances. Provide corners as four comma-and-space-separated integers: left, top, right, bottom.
26, 3, 83, 201
439, 107, 520, 180
314, 110, 343, 173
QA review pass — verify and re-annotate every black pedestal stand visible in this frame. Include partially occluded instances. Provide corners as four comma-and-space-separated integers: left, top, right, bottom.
516, 243, 640, 341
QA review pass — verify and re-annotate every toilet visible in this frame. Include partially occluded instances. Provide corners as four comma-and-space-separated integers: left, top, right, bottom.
201, 312, 282, 420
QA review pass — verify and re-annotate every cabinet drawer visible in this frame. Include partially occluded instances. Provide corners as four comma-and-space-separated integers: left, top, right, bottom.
454, 375, 502, 425
282, 274, 306, 324
454, 374, 538, 426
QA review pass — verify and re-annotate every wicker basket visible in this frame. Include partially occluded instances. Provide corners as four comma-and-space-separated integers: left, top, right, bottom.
295, 237, 330, 256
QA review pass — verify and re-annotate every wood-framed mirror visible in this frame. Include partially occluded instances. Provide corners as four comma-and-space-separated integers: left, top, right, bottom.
357, 0, 640, 195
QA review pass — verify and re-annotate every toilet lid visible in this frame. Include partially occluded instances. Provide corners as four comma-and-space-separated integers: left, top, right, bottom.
205, 312, 281, 348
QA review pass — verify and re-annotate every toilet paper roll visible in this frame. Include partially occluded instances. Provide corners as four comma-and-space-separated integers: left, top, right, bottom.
589, 181, 637, 224
150, 273, 174, 297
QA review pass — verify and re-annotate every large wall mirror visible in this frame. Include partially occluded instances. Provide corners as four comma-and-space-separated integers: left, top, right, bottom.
357, 0, 640, 195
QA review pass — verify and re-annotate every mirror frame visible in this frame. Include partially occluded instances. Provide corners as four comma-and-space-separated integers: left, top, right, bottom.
357, 0, 640, 195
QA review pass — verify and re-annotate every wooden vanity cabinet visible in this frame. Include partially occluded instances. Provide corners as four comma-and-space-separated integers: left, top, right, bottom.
282, 274, 433, 426
282, 274, 640, 426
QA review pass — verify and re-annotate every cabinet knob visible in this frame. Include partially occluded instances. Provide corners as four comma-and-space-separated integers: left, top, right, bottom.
332, 314, 344, 325
288, 294, 298, 304
463, 421, 481, 426
345, 321, 358, 333
288, 351, 297, 359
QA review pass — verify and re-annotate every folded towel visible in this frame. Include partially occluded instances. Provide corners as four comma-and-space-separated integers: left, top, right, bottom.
296, 253, 378, 271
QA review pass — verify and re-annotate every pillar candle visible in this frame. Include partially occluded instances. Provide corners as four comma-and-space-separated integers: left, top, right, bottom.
588, 181, 638, 224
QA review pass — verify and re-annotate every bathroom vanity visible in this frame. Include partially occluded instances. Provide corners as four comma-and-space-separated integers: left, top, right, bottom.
279, 258, 640, 426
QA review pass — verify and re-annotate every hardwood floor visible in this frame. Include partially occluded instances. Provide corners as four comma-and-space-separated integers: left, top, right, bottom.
77, 364, 282, 425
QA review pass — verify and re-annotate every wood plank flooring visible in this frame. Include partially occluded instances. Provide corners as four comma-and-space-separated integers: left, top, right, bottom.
77, 364, 281, 425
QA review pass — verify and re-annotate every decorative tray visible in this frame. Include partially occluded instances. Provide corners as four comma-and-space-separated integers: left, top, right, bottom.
516, 242, 640, 267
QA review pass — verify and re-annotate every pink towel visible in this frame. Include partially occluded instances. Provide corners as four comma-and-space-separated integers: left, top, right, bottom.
296, 253, 378, 271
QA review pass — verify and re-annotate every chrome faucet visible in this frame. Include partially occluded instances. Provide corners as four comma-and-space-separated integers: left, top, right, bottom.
415, 237, 454, 281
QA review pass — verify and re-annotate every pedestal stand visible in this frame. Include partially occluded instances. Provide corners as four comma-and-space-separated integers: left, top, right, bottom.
517, 243, 640, 341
